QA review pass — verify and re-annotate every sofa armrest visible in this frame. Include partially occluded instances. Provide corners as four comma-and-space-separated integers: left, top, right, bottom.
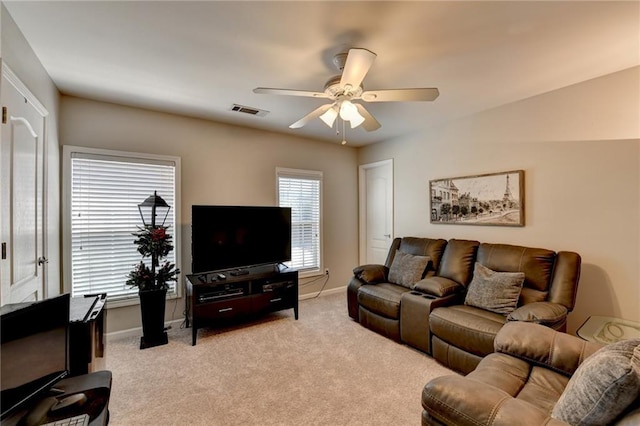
494, 322, 602, 377
422, 375, 569, 426
413, 276, 464, 297
548, 251, 581, 310
507, 302, 568, 328
352, 264, 388, 284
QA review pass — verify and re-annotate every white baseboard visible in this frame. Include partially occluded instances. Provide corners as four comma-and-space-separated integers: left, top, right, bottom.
299, 285, 346, 300
106, 318, 183, 341
107, 285, 347, 340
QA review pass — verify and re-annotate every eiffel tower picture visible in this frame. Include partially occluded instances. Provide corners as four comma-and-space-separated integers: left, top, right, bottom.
503, 175, 514, 202
430, 170, 524, 227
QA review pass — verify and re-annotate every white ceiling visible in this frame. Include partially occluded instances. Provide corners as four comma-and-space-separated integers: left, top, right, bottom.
4, 1, 639, 147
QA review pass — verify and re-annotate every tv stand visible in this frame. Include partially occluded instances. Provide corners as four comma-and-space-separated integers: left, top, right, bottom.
186, 264, 298, 345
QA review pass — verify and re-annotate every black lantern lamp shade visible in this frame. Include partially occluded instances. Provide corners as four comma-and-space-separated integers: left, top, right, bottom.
138, 191, 171, 228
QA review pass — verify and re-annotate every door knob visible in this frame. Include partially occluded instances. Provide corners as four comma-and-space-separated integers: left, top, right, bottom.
384, 234, 391, 238
38, 256, 49, 265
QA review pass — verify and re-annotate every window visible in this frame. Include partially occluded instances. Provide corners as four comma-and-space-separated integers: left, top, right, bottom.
63, 146, 181, 305
276, 168, 322, 275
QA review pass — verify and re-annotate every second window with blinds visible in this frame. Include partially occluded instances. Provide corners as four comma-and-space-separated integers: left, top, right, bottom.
276, 168, 323, 277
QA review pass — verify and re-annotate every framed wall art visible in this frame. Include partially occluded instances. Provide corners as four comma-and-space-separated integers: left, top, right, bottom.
429, 170, 524, 227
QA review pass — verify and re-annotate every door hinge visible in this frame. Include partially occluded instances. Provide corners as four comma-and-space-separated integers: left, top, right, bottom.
1, 242, 6, 260
2, 107, 7, 124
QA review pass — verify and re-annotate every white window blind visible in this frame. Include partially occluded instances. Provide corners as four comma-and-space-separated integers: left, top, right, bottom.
67, 149, 179, 301
277, 168, 322, 274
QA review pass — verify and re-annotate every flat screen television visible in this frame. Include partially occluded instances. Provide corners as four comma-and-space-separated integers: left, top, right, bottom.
191, 205, 292, 274
0, 293, 70, 420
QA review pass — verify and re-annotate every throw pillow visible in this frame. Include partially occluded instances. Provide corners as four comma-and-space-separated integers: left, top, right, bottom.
387, 250, 430, 289
552, 339, 640, 426
464, 263, 524, 315
353, 264, 387, 284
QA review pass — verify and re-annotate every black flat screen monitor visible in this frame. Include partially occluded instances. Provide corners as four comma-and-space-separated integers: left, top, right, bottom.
0, 294, 70, 420
191, 205, 292, 273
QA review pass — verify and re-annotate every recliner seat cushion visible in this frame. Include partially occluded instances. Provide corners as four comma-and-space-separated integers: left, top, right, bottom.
468, 352, 569, 413
430, 305, 506, 357
424, 352, 571, 425
357, 283, 411, 319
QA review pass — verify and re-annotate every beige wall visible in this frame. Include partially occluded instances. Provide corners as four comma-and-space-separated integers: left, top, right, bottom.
1, 4, 61, 299
358, 66, 640, 334
60, 96, 359, 333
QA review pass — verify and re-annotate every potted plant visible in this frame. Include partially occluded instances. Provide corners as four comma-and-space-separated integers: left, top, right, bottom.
127, 192, 180, 349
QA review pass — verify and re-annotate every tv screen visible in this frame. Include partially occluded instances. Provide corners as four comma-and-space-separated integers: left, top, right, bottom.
191, 205, 292, 273
0, 294, 70, 420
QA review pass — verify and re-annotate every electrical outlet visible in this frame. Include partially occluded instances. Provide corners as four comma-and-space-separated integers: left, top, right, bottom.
324, 268, 330, 276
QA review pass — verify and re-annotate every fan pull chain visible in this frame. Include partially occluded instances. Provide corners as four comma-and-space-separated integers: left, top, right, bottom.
341, 119, 347, 145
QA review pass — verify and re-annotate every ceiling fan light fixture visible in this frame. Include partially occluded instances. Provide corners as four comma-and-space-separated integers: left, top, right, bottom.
319, 105, 338, 128
349, 111, 365, 129
254, 47, 439, 136
339, 100, 364, 128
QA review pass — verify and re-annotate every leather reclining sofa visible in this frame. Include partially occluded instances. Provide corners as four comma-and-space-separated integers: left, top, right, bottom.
422, 322, 640, 425
347, 237, 581, 374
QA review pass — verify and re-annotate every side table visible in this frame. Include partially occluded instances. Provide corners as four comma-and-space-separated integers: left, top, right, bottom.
70, 294, 107, 376
577, 316, 640, 344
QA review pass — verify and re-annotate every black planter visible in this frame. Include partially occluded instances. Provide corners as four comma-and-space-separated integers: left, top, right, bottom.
139, 288, 168, 349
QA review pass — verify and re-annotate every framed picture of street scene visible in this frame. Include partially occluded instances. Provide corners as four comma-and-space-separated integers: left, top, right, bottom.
429, 170, 524, 227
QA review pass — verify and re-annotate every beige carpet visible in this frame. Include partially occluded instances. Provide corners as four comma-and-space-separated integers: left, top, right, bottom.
106, 291, 455, 425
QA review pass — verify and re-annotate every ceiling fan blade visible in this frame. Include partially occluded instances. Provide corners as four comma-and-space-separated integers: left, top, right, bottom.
340, 48, 377, 90
253, 87, 330, 99
360, 88, 440, 102
355, 104, 381, 132
289, 104, 333, 129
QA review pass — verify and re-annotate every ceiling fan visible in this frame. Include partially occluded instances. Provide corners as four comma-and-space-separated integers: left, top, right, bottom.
253, 48, 439, 134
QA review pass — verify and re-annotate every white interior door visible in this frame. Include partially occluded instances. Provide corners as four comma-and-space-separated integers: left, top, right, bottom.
359, 159, 393, 265
1, 66, 47, 305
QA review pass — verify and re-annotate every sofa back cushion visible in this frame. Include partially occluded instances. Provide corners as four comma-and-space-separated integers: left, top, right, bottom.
477, 243, 556, 306
438, 239, 479, 286
386, 237, 447, 276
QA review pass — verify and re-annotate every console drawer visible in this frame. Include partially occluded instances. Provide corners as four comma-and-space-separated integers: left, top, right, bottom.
252, 291, 295, 313
194, 297, 251, 320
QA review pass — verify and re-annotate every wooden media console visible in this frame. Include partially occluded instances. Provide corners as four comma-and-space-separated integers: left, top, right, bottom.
186, 264, 298, 345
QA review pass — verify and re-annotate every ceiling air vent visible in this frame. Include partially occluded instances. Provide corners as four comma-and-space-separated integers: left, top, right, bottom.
230, 104, 269, 117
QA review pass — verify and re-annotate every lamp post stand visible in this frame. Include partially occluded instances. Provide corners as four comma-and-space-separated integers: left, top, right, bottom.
136, 191, 171, 349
